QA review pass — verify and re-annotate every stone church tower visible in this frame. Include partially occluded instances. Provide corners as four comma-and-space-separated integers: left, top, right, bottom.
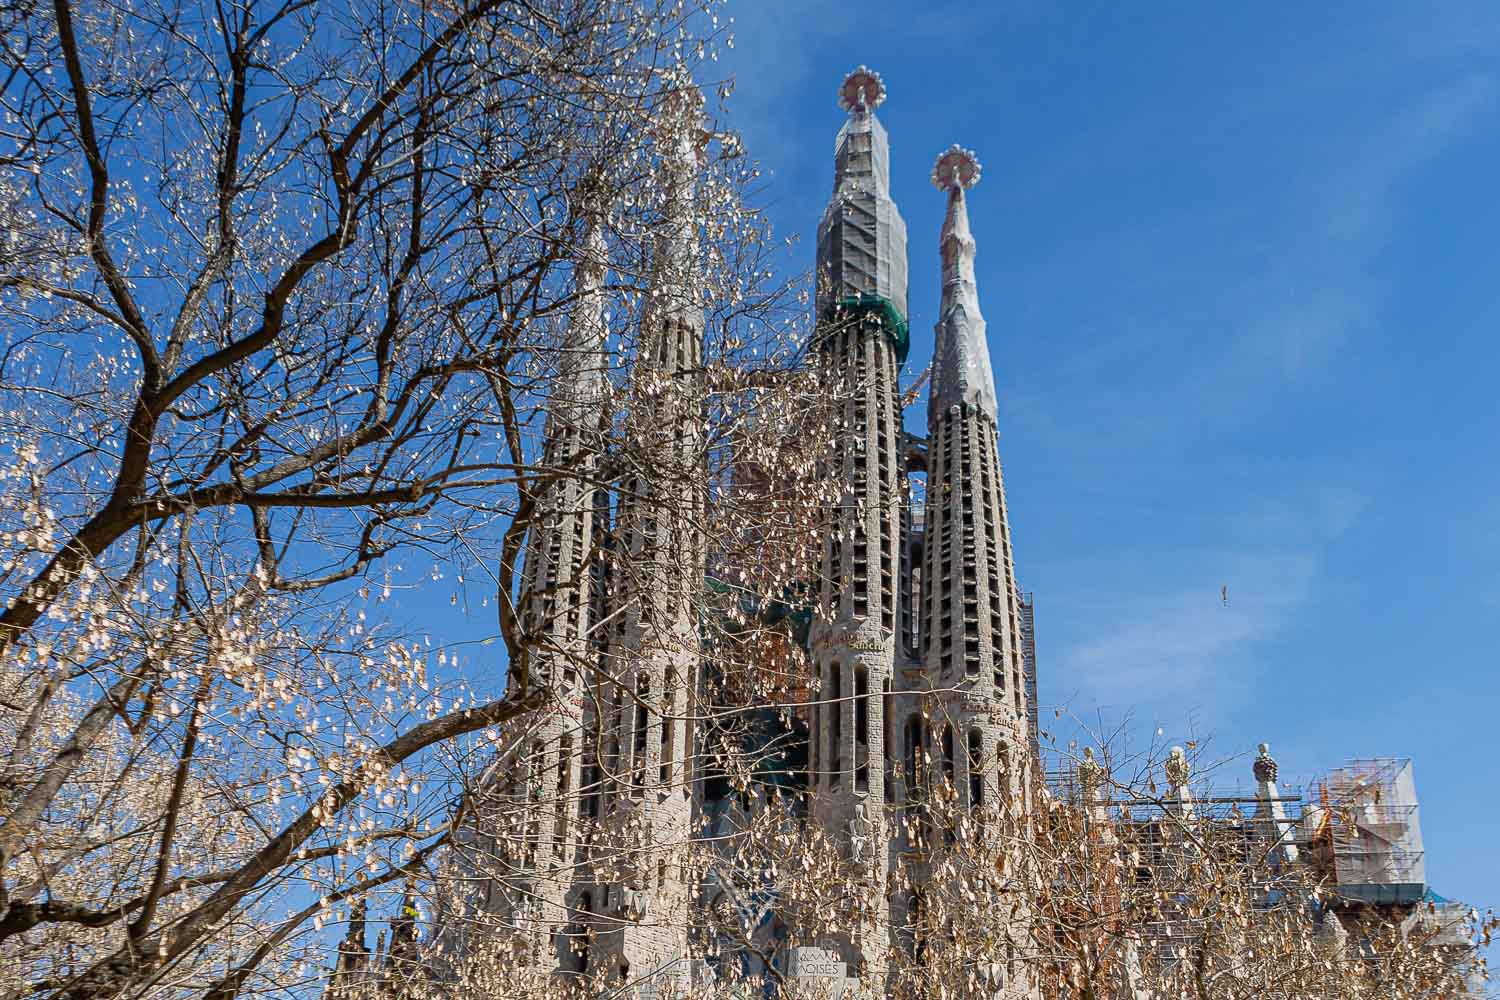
806, 65, 909, 981
457, 68, 1036, 997
579, 93, 707, 990
905, 142, 1034, 996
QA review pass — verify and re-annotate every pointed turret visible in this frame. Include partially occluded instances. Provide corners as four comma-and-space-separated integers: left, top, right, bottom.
517, 202, 610, 674
901, 144, 1032, 994
345, 897, 369, 963
917, 142, 1029, 762
640, 88, 704, 341
324, 897, 371, 1000
1079, 747, 1113, 837
930, 145, 997, 420
817, 66, 909, 334
544, 206, 610, 448
1252, 742, 1300, 866
803, 68, 909, 986
590, 84, 707, 990
495, 186, 614, 975
390, 882, 419, 956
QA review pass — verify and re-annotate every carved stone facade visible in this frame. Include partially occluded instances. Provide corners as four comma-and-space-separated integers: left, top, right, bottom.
450, 70, 1037, 997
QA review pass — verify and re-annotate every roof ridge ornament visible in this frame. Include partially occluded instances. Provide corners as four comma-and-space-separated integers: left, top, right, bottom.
838, 66, 886, 114
932, 144, 981, 192
1165, 745, 1191, 789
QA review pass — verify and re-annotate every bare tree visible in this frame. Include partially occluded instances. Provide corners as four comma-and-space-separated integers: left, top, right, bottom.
0, 0, 832, 996
2, 3, 1490, 999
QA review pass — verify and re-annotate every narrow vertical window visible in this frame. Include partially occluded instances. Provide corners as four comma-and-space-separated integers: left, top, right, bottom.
882, 680, 894, 789
968, 730, 984, 813
527, 740, 544, 862
576, 892, 594, 974
855, 669, 869, 746
910, 891, 927, 961
941, 725, 957, 844
555, 735, 573, 854
809, 701, 820, 787
941, 725, 956, 789
582, 746, 600, 821
633, 676, 649, 788
855, 667, 869, 791
830, 663, 843, 787
659, 722, 674, 786
660, 668, 675, 785
905, 715, 923, 793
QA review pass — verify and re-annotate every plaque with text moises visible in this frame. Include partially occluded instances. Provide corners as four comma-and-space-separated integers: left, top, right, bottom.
784, 947, 854, 998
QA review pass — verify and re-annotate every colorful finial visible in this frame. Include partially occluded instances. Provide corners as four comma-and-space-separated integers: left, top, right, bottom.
1254, 743, 1279, 783
932, 144, 981, 192
838, 66, 886, 114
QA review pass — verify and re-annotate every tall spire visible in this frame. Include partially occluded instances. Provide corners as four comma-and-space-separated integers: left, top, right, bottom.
555, 208, 609, 406
643, 86, 704, 335
817, 66, 909, 325
589, 82, 707, 988
930, 144, 997, 421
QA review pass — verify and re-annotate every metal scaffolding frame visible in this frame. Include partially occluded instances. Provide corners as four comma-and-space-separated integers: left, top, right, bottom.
1306, 757, 1426, 905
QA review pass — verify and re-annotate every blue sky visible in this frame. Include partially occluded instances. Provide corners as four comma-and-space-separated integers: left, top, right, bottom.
713, 1, 1500, 914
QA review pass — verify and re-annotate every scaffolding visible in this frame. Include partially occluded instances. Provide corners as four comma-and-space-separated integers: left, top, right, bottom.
1306, 757, 1426, 906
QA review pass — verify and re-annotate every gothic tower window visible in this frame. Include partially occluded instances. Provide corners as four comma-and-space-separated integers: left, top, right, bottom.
830, 663, 843, 788
941, 725, 956, 791
555, 734, 572, 856
968, 729, 984, 813
633, 676, 649, 790
883, 679, 894, 790
660, 667, 676, 785
855, 667, 870, 791
904, 715, 924, 794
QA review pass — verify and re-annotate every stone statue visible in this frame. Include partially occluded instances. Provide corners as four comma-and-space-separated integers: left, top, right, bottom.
621, 882, 650, 922
1165, 745, 1191, 789
1078, 747, 1105, 797
848, 800, 875, 868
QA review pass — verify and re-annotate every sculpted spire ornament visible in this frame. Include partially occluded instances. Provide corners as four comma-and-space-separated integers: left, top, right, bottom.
932, 144, 981, 192
1254, 742, 1279, 784
838, 66, 886, 114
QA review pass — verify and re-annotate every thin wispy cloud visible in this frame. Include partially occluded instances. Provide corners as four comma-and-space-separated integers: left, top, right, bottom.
1053, 547, 1316, 714
1243, 72, 1496, 379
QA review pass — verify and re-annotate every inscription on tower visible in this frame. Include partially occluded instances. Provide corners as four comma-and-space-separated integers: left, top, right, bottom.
785, 947, 853, 997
